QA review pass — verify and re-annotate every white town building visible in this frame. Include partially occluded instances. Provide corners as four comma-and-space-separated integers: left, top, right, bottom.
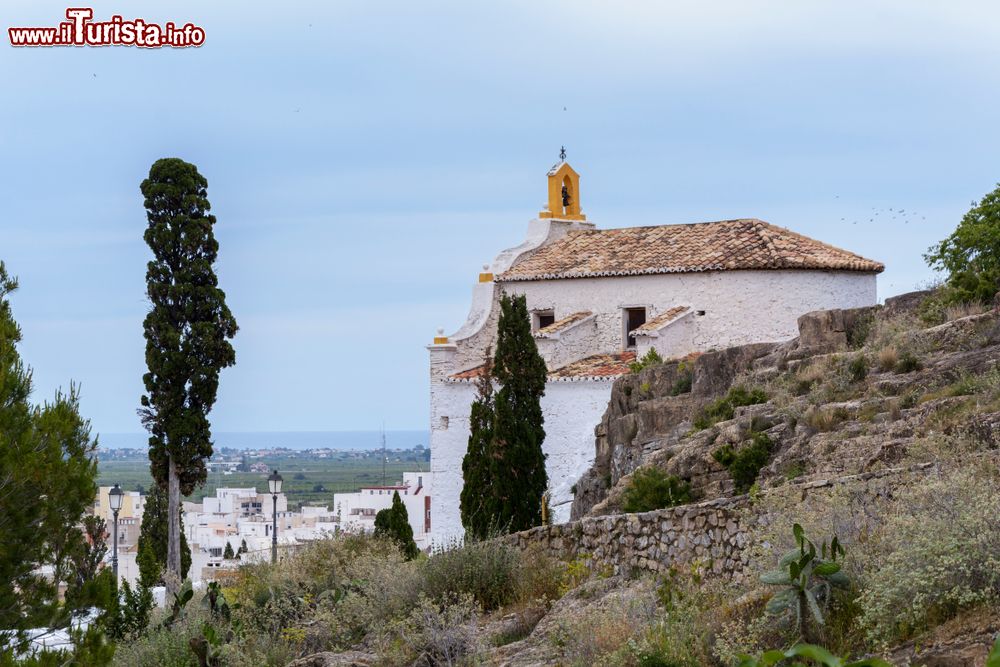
429, 157, 883, 542
332, 472, 433, 549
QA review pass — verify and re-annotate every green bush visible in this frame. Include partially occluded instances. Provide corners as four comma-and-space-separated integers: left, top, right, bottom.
714, 432, 774, 493
671, 363, 693, 396
630, 348, 665, 373
694, 386, 768, 430
422, 539, 522, 611
856, 464, 1000, 646
894, 352, 921, 374
622, 467, 692, 513
847, 355, 868, 383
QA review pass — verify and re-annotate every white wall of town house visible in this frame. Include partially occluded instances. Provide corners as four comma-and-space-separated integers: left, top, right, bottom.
430, 377, 615, 542
502, 269, 877, 359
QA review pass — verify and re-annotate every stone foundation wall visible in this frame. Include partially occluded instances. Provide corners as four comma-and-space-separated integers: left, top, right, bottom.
505, 463, 941, 583
503, 496, 756, 582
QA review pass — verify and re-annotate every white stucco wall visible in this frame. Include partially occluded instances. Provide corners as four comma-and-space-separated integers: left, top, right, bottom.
502, 270, 877, 356
429, 377, 614, 543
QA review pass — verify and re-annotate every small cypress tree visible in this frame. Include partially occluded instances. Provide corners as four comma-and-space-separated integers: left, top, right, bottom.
485, 293, 548, 533
374, 491, 419, 560
238, 539, 248, 555
222, 542, 235, 560
460, 348, 494, 540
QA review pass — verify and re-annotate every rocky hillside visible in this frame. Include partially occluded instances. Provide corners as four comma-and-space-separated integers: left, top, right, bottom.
571, 290, 1000, 521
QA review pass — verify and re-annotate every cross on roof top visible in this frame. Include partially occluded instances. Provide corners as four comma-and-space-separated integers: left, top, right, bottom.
559, 146, 566, 161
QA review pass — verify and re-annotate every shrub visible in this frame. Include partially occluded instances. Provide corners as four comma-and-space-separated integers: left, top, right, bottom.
714, 433, 774, 493
694, 386, 769, 430
630, 348, 664, 373
379, 593, 484, 666
422, 539, 522, 611
805, 407, 848, 433
671, 362, 693, 396
738, 643, 890, 667
847, 355, 867, 383
622, 467, 693, 513
893, 351, 921, 374
856, 464, 1000, 646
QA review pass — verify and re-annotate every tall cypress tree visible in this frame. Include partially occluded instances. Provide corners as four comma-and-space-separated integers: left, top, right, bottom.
485, 293, 548, 533
139, 158, 237, 587
460, 348, 494, 540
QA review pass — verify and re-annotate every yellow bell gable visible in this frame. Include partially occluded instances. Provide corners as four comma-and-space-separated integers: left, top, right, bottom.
539, 156, 586, 221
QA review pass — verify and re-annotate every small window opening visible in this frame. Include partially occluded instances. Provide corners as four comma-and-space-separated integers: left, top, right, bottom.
624, 307, 647, 349
696, 310, 706, 316
534, 310, 556, 331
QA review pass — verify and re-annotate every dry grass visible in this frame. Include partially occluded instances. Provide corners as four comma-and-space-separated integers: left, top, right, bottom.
944, 301, 987, 322
877, 347, 899, 372
805, 406, 849, 432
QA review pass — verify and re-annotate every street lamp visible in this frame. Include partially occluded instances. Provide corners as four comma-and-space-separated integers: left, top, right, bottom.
108, 484, 124, 582
268, 470, 283, 564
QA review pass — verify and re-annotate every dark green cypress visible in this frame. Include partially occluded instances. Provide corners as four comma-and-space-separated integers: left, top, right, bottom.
136, 483, 191, 586
485, 293, 548, 533
374, 491, 419, 560
139, 158, 237, 586
460, 349, 494, 540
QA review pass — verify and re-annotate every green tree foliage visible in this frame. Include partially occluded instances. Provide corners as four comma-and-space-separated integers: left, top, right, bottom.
374, 491, 419, 560
238, 539, 248, 555
460, 349, 494, 540
137, 483, 191, 587
0, 262, 101, 633
139, 158, 238, 584
622, 467, 692, 513
223, 542, 235, 560
107, 580, 154, 641
761, 524, 849, 644
925, 182, 1000, 304
63, 515, 109, 610
481, 293, 549, 533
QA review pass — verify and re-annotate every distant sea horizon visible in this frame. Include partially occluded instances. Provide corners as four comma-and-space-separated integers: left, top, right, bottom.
98, 430, 430, 451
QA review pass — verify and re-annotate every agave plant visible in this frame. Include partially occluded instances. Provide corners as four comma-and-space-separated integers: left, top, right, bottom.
739, 643, 890, 667
761, 523, 849, 642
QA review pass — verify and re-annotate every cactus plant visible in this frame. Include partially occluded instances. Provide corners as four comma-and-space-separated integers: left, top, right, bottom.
761, 524, 849, 643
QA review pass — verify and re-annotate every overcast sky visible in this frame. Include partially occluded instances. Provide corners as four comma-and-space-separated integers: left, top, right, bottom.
2, 1, 999, 435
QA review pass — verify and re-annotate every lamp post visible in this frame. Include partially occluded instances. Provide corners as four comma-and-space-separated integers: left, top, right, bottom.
267, 470, 283, 564
108, 484, 124, 583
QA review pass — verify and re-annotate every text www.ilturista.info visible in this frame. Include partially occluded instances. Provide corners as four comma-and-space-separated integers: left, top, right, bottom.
8, 8, 205, 48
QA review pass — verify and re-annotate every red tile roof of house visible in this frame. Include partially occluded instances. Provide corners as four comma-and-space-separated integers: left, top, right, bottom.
548, 351, 637, 379
498, 219, 884, 281
447, 351, 637, 382
535, 311, 593, 338
631, 306, 691, 335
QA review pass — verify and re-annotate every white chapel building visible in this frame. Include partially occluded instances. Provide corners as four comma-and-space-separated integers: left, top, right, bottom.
428, 157, 883, 541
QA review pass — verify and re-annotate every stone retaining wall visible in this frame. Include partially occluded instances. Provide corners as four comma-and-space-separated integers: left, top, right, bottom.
503, 496, 756, 582
504, 463, 941, 583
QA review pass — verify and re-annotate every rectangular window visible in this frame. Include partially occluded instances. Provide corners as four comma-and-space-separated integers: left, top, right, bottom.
623, 307, 647, 349
533, 310, 555, 331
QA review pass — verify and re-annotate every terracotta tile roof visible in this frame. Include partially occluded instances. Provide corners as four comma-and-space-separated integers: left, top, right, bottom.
631, 306, 691, 336
450, 365, 487, 380
448, 351, 636, 382
548, 352, 637, 379
498, 219, 884, 281
535, 311, 593, 338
